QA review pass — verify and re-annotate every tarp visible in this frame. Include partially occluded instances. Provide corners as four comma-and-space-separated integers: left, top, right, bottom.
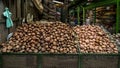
32, 0, 43, 13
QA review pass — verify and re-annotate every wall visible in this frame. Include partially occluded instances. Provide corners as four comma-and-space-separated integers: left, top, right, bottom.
0, 0, 44, 43
0, 0, 22, 43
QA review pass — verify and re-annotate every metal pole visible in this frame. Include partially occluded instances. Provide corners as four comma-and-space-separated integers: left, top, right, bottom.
93, 8, 96, 24
78, 54, 82, 68
118, 54, 120, 68
116, 0, 120, 33
83, 7, 86, 24
38, 54, 42, 68
77, 6, 80, 25
0, 53, 2, 68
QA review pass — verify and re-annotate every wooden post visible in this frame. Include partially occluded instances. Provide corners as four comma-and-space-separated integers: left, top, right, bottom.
16, 0, 22, 25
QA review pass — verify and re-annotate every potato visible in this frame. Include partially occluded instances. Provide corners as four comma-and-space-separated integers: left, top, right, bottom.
74, 25, 118, 53
0, 22, 78, 53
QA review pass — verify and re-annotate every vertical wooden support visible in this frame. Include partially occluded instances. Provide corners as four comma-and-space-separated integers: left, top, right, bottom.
21, 0, 26, 20
21, 0, 24, 18
25, 0, 28, 19
16, 0, 21, 25
116, 0, 120, 33
17, 0, 21, 18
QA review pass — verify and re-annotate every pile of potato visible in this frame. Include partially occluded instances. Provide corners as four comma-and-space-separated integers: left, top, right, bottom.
111, 33, 120, 46
74, 25, 118, 53
0, 22, 78, 53
0, 22, 119, 54
112, 33, 120, 41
